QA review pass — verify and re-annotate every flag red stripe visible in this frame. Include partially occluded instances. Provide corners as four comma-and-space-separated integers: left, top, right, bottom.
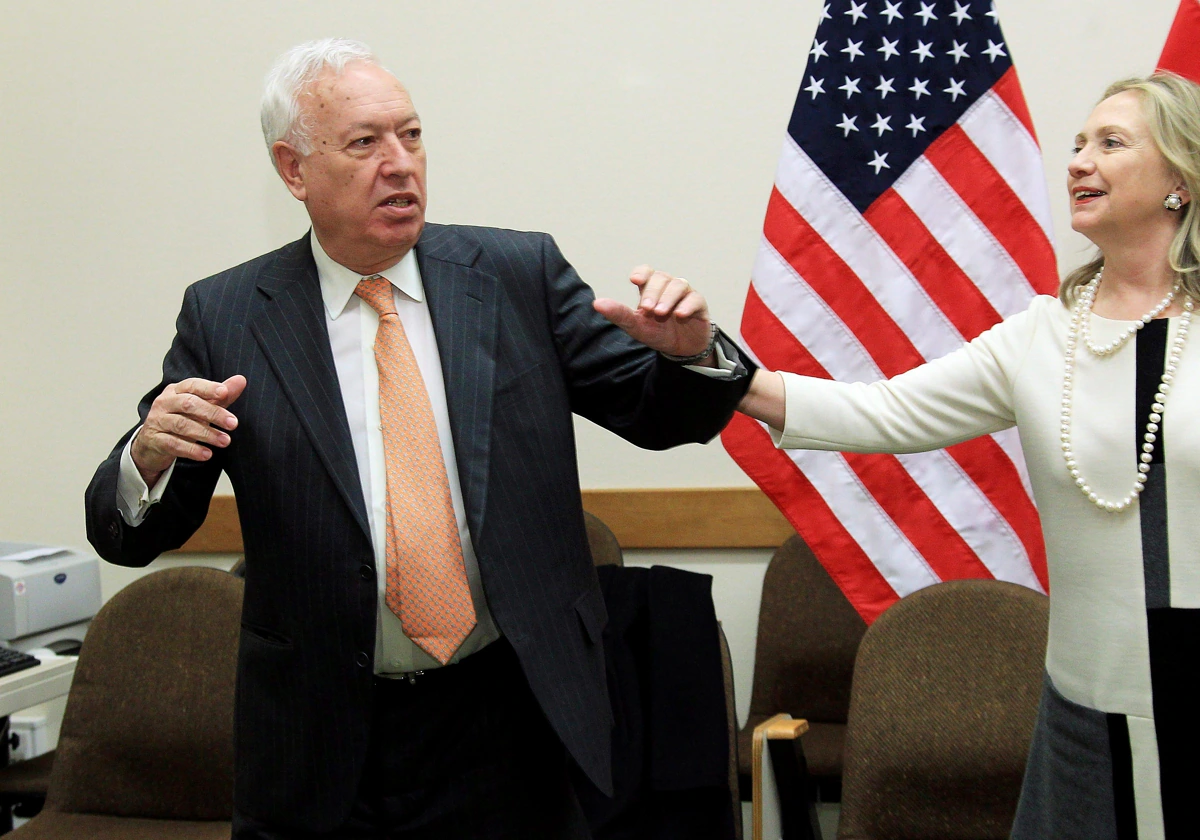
925, 126, 1059, 294
991, 66, 1039, 144
864, 189, 1003, 342
1157, 0, 1200, 84
743, 288, 998, 584
946, 437, 1049, 590
721, 413, 898, 623
763, 188, 925, 376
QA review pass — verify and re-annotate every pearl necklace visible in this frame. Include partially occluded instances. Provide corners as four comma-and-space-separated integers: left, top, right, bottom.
1078, 269, 1179, 355
1061, 272, 1193, 513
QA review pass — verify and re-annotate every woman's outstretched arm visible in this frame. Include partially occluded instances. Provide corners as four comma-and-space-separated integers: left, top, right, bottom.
737, 369, 786, 431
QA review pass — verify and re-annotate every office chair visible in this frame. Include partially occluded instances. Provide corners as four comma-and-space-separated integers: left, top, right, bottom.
11, 566, 241, 839
0, 752, 54, 831
836, 579, 1047, 840
584, 510, 623, 567
738, 535, 867, 803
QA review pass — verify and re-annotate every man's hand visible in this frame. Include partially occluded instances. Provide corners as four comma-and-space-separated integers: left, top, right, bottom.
131, 375, 247, 487
593, 266, 715, 364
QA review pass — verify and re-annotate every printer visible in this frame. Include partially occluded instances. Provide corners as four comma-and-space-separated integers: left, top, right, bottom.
0, 543, 102, 654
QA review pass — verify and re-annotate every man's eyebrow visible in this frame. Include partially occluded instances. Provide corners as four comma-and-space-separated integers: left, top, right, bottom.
345, 115, 421, 133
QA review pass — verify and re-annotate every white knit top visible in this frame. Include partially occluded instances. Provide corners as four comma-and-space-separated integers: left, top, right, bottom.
773, 294, 1200, 720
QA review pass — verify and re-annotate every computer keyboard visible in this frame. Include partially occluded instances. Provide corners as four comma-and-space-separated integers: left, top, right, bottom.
0, 646, 40, 678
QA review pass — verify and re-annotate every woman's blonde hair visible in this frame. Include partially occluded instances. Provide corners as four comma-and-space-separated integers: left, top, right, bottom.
1059, 72, 1200, 306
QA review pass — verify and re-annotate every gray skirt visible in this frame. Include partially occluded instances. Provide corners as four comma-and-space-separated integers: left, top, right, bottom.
1011, 675, 1150, 840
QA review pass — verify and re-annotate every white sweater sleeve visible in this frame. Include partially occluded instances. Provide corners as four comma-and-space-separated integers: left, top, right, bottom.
772, 300, 1049, 453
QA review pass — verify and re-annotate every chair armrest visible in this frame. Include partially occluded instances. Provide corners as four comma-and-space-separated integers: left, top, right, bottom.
752, 714, 809, 840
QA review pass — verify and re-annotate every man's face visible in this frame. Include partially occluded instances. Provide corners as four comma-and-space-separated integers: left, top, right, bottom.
274, 62, 427, 275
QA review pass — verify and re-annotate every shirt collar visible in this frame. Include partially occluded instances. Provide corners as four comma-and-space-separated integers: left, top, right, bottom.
310, 231, 425, 320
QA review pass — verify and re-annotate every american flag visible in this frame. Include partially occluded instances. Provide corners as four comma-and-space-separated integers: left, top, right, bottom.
722, 0, 1058, 623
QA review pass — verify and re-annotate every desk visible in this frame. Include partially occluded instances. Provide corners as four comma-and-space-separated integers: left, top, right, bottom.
0, 657, 75, 719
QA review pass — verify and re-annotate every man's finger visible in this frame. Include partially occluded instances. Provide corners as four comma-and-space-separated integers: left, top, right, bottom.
162, 413, 233, 449
170, 375, 245, 428
168, 391, 237, 432
152, 431, 216, 463
628, 265, 654, 290
215, 374, 248, 409
593, 298, 641, 332
175, 377, 232, 402
670, 290, 709, 321
652, 277, 695, 317
638, 270, 674, 312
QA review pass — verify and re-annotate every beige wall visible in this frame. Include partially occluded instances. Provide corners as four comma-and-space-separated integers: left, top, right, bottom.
0, 0, 1179, 547
0, 1, 1183, 717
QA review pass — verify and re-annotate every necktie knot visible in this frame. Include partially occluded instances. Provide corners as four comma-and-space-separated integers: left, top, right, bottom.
355, 275, 397, 318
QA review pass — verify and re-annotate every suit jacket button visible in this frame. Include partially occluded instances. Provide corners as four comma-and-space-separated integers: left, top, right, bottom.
108, 522, 119, 537
355, 651, 371, 669
359, 565, 374, 581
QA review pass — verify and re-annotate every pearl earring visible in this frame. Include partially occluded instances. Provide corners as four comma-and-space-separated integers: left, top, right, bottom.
1165, 193, 1184, 211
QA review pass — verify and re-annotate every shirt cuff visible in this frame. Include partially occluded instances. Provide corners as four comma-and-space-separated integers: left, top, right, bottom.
116, 428, 177, 526
683, 341, 737, 379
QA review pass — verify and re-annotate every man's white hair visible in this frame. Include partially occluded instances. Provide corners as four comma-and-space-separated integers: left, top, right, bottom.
260, 38, 382, 170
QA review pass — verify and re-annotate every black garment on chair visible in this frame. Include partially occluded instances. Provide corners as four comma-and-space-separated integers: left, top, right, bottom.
576, 565, 734, 840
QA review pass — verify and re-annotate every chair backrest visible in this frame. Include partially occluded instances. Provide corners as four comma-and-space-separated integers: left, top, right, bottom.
748, 535, 866, 724
44, 566, 242, 820
837, 579, 1048, 840
585, 510, 623, 567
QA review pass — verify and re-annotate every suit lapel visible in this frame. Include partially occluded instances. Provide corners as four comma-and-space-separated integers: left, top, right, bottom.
417, 225, 499, 542
249, 237, 371, 541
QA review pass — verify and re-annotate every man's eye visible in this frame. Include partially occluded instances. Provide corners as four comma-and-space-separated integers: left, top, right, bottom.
352, 137, 373, 147
406, 129, 422, 140
1071, 146, 1082, 155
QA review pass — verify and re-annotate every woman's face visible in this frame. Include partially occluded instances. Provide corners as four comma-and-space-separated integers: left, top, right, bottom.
1067, 90, 1188, 246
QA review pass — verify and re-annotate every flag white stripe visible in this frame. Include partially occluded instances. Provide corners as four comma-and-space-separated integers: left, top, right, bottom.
752, 240, 883, 383
774, 138, 965, 360
893, 448, 1042, 589
959, 91, 1057, 244
782, 446, 942, 596
894, 156, 1038, 319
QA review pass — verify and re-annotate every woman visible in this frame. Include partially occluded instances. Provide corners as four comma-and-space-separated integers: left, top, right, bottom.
737, 73, 1200, 839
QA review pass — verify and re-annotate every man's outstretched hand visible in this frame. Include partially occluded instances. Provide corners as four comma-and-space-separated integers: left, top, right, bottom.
131, 374, 247, 487
593, 266, 715, 364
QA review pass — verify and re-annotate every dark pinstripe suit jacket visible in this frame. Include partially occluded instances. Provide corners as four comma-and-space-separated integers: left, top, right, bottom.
85, 224, 753, 830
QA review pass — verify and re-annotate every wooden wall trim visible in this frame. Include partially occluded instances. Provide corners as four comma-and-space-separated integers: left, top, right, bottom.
174, 488, 793, 553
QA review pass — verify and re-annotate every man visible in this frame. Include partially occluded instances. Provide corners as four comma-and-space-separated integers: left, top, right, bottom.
85, 38, 752, 838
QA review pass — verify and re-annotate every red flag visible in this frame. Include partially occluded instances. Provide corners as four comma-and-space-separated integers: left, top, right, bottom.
1158, 0, 1200, 83
722, 1, 1053, 623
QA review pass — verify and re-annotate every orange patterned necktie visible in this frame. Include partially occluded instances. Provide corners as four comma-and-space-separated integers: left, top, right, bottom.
354, 275, 476, 665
